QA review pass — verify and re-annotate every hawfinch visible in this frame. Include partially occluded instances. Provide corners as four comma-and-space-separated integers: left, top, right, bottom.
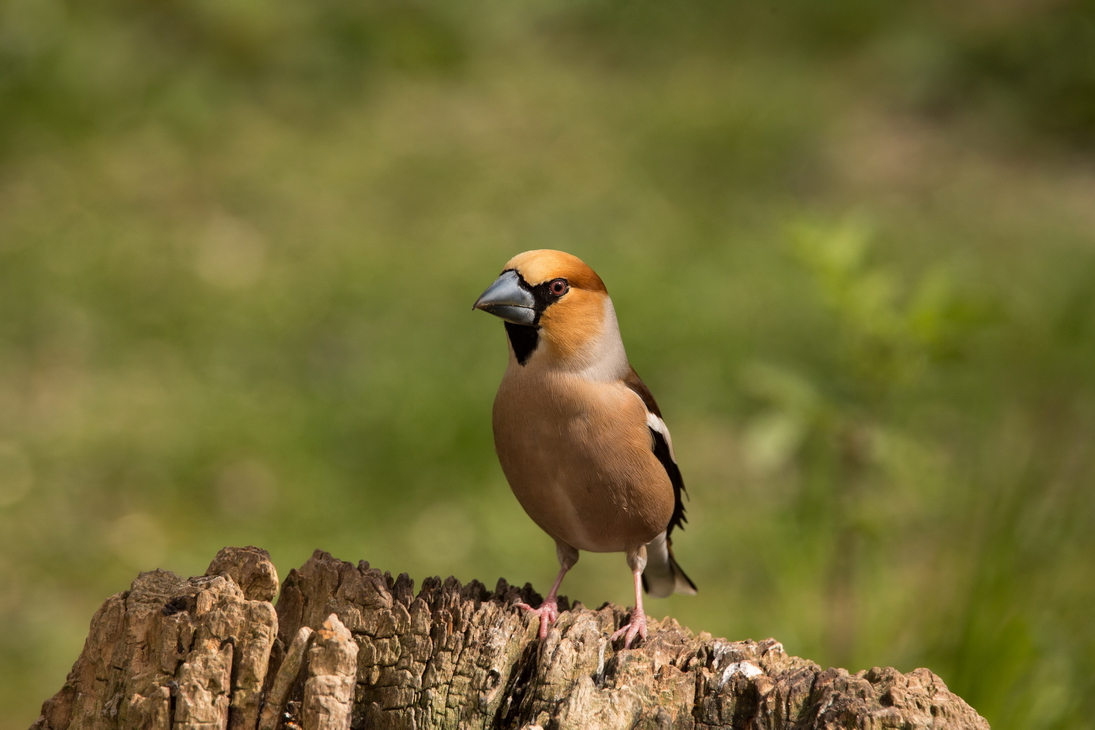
473, 249, 696, 648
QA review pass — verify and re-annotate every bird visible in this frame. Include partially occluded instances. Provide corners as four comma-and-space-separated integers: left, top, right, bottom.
473, 249, 696, 648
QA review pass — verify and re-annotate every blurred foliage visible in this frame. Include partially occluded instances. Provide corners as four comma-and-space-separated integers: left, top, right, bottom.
2, 1, 1095, 729
742, 220, 990, 668
911, 0, 1095, 150
0, 0, 466, 151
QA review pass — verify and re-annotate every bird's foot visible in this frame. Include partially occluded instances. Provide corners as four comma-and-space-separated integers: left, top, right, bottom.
610, 610, 648, 649
513, 598, 559, 640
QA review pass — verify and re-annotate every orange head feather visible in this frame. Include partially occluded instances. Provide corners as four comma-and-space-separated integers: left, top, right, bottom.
503, 250, 608, 294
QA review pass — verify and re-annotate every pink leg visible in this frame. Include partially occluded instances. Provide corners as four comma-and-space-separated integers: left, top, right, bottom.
514, 563, 568, 639
515, 543, 578, 640
610, 566, 648, 649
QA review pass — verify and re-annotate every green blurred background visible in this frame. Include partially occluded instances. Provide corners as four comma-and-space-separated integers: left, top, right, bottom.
2, 0, 1094, 727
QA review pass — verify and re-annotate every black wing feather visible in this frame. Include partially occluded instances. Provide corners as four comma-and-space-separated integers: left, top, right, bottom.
648, 426, 688, 536
624, 367, 688, 537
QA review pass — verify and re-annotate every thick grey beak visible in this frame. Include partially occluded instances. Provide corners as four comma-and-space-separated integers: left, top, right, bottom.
473, 270, 537, 326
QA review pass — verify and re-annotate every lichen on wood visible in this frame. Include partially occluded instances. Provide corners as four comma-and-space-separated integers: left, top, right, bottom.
32, 547, 990, 730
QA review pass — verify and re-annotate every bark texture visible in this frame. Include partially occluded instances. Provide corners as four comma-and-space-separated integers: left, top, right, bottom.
32, 547, 990, 730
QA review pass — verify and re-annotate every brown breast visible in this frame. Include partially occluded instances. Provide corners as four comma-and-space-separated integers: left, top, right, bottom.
492, 369, 675, 553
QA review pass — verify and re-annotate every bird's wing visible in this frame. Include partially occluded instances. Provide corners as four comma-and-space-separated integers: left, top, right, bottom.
623, 366, 688, 536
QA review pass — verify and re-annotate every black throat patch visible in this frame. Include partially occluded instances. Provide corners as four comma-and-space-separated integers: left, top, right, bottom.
504, 321, 540, 366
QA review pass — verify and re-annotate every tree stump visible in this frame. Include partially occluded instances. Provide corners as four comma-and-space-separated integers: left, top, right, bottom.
32, 547, 990, 730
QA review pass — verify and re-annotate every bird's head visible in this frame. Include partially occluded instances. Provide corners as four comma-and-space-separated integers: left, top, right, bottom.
473, 250, 627, 374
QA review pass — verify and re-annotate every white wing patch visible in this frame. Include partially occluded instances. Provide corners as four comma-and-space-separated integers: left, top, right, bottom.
645, 410, 678, 462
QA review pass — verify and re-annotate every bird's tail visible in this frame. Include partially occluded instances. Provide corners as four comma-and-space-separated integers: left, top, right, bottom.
641, 531, 697, 598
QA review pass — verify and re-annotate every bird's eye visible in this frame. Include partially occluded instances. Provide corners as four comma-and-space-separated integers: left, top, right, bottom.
549, 279, 569, 297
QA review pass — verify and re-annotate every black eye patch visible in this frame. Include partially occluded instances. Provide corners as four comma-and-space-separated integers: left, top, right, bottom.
501, 271, 572, 366
504, 271, 571, 325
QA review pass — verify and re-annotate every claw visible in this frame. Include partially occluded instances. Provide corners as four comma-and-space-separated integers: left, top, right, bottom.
610, 610, 647, 649
514, 598, 559, 639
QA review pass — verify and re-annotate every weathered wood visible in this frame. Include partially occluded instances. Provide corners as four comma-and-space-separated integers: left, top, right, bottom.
32, 547, 990, 730
258, 626, 313, 730
302, 615, 357, 730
